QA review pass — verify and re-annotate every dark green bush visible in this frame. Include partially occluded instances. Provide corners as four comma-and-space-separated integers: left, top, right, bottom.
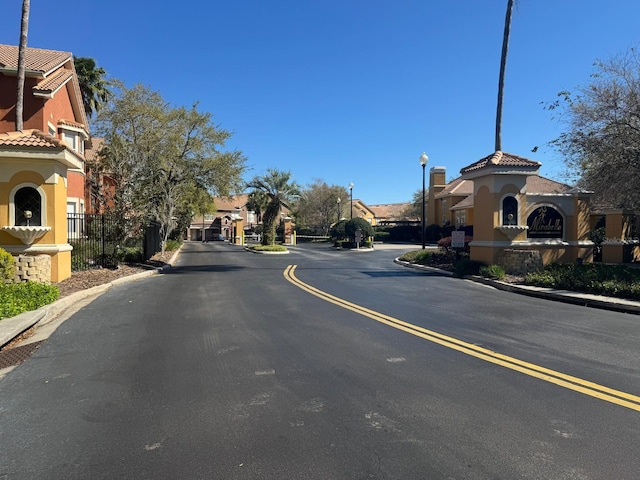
120, 247, 143, 263
453, 258, 486, 277
479, 264, 506, 280
345, 218, 374, 239
525, 263, 640, 301
0, 282, 60, 320
373, 231, 391, 242
398, 249, 456, 268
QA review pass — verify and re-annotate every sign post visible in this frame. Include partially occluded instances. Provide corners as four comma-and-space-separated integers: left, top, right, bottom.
451, 230, 465, 260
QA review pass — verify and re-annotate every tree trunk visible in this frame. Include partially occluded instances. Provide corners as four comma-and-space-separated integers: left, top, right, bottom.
261, 203, 280, 245
16, 0, 30, 131
495, 0, 514, 152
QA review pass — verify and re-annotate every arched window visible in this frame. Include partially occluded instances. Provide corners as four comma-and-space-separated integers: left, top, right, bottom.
502, 196, 518, 225
15, 186, 42, 226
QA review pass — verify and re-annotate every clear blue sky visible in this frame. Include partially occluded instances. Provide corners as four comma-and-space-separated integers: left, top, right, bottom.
2, 1, 639, 204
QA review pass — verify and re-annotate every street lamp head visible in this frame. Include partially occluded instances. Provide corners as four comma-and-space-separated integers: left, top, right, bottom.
337, 197, 341, 204
419, 152, 429, 167
349, 182, 354, 191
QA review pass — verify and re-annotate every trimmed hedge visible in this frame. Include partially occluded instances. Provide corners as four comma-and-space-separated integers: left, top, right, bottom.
525, 263, 640, 301
0, 282, 60, 320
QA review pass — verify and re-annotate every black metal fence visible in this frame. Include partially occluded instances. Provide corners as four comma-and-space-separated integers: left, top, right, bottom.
67, 214, 161, 271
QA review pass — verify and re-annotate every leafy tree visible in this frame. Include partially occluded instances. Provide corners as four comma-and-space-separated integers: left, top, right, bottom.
15, 0, 30, 131
403, 188, 429, 223
345, 217, 374, 241
94, 82, 246, 252
74, 56, 112, 119
246, 169, 301, 245
295, 180, 349, 235
330, 219, 347, 240
548, 45, 640, 210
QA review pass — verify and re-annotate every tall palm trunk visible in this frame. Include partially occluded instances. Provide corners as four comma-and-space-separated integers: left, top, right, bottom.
495, 0, 514, 152
15, 0, 30, 131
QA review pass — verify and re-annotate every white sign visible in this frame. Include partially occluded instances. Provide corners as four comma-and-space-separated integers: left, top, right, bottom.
451, 231, 465, 248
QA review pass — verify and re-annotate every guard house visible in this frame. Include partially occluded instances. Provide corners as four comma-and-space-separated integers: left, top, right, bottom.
459, 151, 594, 272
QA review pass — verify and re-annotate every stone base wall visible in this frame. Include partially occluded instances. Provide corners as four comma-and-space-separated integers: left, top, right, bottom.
12, 254, 52, 283
497, 249, 543, 276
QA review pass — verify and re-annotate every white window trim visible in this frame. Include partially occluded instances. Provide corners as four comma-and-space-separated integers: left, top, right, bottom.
9, 183, 48, 226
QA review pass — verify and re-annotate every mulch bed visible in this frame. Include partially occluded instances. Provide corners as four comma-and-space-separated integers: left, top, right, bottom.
54, 251, 176, 298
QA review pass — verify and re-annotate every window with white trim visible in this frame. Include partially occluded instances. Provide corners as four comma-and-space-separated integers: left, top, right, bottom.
15, 187, 42, 226
502, 196, 518, 225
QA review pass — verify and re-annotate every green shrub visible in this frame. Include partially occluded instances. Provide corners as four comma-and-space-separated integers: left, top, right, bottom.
453, 258, 486, 277
525, 263, 640, 301
0, 282, 60, 320
479, 264, 506, 280
120, 247, 143, 263
373, 231, 391, 242
164, 239, 182, 251
398, 249, 455, 268
0, 248, 15, 283
249, 244, 288, 252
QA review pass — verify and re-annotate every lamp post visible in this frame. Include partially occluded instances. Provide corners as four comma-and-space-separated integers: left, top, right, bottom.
337, 197, 341, 221
419, 152, 429, 249
349, 182, 354, 219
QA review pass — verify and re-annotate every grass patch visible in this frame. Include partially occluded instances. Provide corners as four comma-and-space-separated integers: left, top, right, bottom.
248, 244, 289, 252
479, 264, 506, 280
0, 282, 60, 320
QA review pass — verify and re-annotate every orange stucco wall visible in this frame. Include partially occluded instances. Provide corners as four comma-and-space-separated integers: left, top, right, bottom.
0, 75, 47, 132
67, 170, 85, 199
0, 73, 76, 134
42, 83, 76, 130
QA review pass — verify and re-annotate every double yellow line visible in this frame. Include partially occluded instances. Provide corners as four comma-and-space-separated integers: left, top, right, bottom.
284, 264, 640, 412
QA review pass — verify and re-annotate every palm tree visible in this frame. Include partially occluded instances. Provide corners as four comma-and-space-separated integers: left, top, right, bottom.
495, 0, 515, 152
74, 56, 112, 119
245, 190, 269, 224
15, 0, 30, 131
246, 169, 301, 245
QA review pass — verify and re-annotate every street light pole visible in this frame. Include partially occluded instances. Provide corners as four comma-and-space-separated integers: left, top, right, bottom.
337, 197, 341, 221
420, 152, 429, 249
349, 182, 354, 219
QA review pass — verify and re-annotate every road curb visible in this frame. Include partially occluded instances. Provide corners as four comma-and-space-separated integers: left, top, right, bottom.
394, 257, 640, 315
0, 247, 181, 347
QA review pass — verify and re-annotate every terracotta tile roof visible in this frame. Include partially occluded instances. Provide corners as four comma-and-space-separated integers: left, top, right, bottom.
0, 44, 72, 75
450, 195, 474, 210
368, 203, 412, 220
84, 137, 105, 162
213, 195, 251, 211
33, 68, 74, 94
0, 44, 88, 132
461, 151, 541, 174
438, 175, 574, 213
435, 177, 473, 199
58, 118, 85, 130
0, 129, 67, 149
526, 175, 573, 194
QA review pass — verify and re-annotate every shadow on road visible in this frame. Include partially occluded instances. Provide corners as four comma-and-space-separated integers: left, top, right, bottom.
166, 264, 246, 274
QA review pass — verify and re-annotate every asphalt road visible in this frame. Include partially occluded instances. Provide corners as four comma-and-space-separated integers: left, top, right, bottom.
1, 241, 639, 479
